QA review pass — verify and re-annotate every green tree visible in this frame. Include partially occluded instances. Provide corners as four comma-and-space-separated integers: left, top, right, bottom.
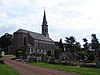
0, 33, 13, 54
59, 38, 64, 51
47, 50, 51, 56
74, 42, 81, 51
15, 49, 25, 59
65, 36, 77, 52
83, 38, 89, 51
91, 34, 100, 60
78, 51, 86, 60
88, 53, 95, 61
54, 48, 62, 59
65, 36, 81, 65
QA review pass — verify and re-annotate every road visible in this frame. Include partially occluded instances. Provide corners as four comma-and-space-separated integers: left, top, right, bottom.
3, 57, 79, 75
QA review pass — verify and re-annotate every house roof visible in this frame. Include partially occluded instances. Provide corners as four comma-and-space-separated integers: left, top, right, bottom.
14, 29, 54, 42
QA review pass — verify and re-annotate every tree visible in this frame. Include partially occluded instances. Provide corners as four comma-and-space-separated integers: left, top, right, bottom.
65, 36, 76, 45
91, 34, 100, 60
65, 36, 76, 52
65, 36, 81, 65
83, 38, 89, 51
47, 50, 51, 56
78, 51, 86, 60
59, 38, 64, 51
54, 48, 62, 59
15, 49, 25, 59
0, 33, 13, 54
74, 42, 81, 51
88, 53, 95, 62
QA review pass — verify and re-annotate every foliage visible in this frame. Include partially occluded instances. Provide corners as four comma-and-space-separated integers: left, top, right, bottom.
78, 51, 87, 60
0, 33, 13, 54
91, 34, 100, 60
0, 54, 2, 58
54, 48, 62, 59
59, 38, 64, 51
65, 36, 81, 65
65, 36, 76, 45
87, 53, 95, 61
83, 38, 89, 51
47, 50, 51, 56
30, 62, 100, 75
91, 34, 99, 49
42, 54, 48, 62
65, 36, 81, 52
0, 51, 2, 58
0, 64, 20, 75
15, 49, 25, 59
74, 42, 81, 51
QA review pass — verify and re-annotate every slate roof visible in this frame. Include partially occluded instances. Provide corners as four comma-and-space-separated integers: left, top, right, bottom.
14, 29, 54, 42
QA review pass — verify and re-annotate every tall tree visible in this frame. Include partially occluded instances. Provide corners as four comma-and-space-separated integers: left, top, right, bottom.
65, 36, 76, 52
0, 33, 13, 54
74, 42, 81, 51
59, 38, 64, 51
91, 34, 100, 60
83, 38, 89, 51
65, 36, 81, 65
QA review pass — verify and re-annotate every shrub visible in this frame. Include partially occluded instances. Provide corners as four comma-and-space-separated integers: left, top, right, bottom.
0, 60, 4, 64
88, 53, 95, 61
47, 50, 51, 56
15, 49, 25, 59
0, 54, 2, 58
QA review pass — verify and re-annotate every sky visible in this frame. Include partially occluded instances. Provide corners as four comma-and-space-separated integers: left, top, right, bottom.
0, 0, 100, 46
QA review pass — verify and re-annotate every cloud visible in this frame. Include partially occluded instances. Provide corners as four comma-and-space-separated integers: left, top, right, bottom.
0, 0, 100, 46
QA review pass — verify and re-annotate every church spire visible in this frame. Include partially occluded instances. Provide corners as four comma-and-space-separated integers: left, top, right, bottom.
42, 10, 49, 37
42, 10, 47, 25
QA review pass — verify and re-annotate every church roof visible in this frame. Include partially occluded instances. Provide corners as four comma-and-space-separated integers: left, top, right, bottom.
42, 10, 47, 25
14, 29, 54, 42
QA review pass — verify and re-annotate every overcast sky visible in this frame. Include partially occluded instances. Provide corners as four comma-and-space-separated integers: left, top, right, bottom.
0, 0, 100, 46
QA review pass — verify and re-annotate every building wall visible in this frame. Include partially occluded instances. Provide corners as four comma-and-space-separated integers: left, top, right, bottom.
28, 34, 34, 47
34, 40, 55, 54
13, 32, 28, 53
13, 32, 55, 54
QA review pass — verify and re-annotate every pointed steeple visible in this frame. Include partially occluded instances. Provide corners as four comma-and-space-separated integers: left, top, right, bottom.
42, 10, 47, 25
42, 10, 49, 37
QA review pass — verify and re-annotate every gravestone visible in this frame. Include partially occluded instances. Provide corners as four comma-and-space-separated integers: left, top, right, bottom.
2, 51, 5, 56
96, 60, 100, 68
0, 60, 4, 64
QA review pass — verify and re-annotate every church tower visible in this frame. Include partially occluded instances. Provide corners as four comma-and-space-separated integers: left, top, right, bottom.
42, 10, 49, 37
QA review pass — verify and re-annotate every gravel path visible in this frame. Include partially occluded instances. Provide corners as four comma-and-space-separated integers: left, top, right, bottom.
3, 57, 79, 75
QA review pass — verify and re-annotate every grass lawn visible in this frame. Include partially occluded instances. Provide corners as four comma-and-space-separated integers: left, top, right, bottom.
0, 64, 20, 75
30, 62, 100, 75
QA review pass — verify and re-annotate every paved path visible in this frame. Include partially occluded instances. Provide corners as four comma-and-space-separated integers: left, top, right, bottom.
3, 57, 79, 75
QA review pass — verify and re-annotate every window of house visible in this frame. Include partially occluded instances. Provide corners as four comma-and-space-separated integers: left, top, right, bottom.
24, 37, 26, 45
38, 42, 39, 49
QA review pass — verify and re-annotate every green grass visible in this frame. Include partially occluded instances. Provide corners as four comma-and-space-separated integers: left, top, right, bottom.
30, 62, 100, 75
0, 64, 20, 75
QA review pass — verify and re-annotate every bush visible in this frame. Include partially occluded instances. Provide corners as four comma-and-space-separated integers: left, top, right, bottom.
47, 50, 51, 56
88, 53, 95, 61
15, 49, 25, 59
0, 60, 4, 64
0, 54, 2, 58
54, 48, 62, 59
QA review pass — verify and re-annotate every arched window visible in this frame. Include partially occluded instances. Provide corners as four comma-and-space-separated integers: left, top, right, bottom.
24, 37, 26, 45
45, 29, 47, 33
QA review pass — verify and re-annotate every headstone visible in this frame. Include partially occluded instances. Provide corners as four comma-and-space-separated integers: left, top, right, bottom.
2, 51, 4, 56
96, 60, 100, 68
0, 60, 5, 64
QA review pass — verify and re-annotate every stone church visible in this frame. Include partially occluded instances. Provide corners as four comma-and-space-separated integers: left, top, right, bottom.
13, 10, 55, 54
